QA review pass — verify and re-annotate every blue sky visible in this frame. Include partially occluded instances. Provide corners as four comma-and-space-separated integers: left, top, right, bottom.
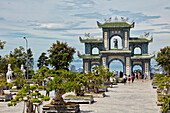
0, 0, 170, 62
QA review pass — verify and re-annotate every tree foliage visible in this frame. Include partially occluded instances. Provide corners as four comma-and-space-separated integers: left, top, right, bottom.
0, 46, 34, 77
0, 40, 6, 49
27, 48, 34, 74
156, 46, 170, 75
48, 40, 76, 70
8, 84, 50, 113
37, 52, 48, 69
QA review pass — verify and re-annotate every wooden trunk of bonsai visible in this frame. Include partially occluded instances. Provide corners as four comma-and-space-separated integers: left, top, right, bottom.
0, 86, 4, 95
50, 89, 66, 105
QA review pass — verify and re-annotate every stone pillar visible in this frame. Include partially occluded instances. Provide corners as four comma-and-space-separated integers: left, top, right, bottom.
144, 62, 149, 79
124, 32, 128, 49
126, 57, 130, 76
104, 32, 107, 49
102, 57, 106, 68
84, 62, 89, 73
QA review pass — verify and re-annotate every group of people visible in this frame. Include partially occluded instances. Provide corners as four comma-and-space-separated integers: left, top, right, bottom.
123, 72, 148, 85
123, 74, 135, 84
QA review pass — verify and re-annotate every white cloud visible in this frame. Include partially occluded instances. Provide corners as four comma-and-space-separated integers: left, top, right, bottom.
38, 23, 68, 29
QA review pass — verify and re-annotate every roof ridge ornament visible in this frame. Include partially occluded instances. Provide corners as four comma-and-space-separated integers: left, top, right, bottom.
104, 17, 112, 23
114, 16, 118, 22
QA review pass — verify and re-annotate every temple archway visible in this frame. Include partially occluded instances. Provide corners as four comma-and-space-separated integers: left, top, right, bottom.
133, 64, 143, 74
110, 36, 122, 49
108, 59, 124, 76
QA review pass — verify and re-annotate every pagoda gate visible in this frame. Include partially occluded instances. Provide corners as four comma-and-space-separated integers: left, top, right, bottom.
78, 17, 154, 78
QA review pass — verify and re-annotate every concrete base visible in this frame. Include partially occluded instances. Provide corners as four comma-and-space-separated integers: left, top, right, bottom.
85, 92, 105, 98
64, 96, 94, 104
153, 85, 158, 89
42, 103, 80, 113
156, 101, 163, 106
99, 87, 108, 92
0, 94, 13, 101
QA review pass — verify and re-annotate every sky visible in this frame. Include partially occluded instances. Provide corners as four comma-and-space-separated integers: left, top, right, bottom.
0, 0, 170, 65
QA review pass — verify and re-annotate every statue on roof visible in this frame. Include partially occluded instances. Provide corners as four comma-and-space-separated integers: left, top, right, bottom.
85, 33, 90, 38
121, 17, 126, 22
114, 16, 118, 22
144, 32, 150, 37
108, 17, 111, 22
114, 39, 118, 49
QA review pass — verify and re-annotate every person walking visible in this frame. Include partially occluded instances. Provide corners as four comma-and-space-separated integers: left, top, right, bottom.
144, 73, 147, 81
123, 74, 127, 85
131, 75, 135, 83
128, 75, 131, 84
110, 76, 113, 88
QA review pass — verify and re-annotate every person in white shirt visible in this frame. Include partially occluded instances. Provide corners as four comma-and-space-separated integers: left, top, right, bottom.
123, 74, 127, 85
110, 76, 114, 87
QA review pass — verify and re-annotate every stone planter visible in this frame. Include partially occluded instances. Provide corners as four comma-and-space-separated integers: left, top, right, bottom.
10, 90, 30, 95
42, 103, 80, 113
0, 94, 13, 101
64, 95, 94, 104
9, 90, 20, 95
156, 101, 163, 106
99, 87, 108, 92
157, 88, 162, 93
153, 85, 159, 89
86, 92, 105, 98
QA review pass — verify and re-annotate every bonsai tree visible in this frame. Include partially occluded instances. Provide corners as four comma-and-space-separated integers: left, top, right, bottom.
85, 66, 103, 93
73, 73, 88, 96
8, 84, 50, 113
47, 70, 76, 105
160, 94, 170, 113
0, 80, 13, 95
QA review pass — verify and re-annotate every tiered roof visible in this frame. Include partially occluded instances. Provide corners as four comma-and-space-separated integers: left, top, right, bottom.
78, 54, 101, 59
131, 54, 155, 60
97, 21, 134, 28
79, 37, 103, 43
129, 37, 152, 43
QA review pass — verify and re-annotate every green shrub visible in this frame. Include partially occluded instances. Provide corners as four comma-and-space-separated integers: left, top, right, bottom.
38, 86, 44, 90
7, 103, 13, 107
43, 96, 50, 101
31, 98, 40, 103
38, 95, 44, 98
11, 99, 17, 102
13, 102, 17, 106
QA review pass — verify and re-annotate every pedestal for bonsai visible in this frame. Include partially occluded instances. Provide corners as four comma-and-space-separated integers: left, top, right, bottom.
9, 90, 20, 95
42, 103, 80, 113
99, 87, 108, 92
0, 94, 13, 101
64, 96, 94, 104
91, 92, 105, 98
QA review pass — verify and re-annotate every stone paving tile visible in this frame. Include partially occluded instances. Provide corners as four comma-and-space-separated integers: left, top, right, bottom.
80, 80, 160, 113
0, 80, 160, 113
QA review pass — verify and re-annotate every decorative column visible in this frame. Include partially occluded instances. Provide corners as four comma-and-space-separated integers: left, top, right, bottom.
104, 32, 107, 49
145, 62, 149, 77
126, 57, 130, 75
102, 57, 106, 68
124, 32, 128, 49
84, 62, 88, 73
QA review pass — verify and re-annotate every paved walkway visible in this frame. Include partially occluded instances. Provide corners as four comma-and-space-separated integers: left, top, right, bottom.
80, 80, 160, 113
0, 80, 160, 113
